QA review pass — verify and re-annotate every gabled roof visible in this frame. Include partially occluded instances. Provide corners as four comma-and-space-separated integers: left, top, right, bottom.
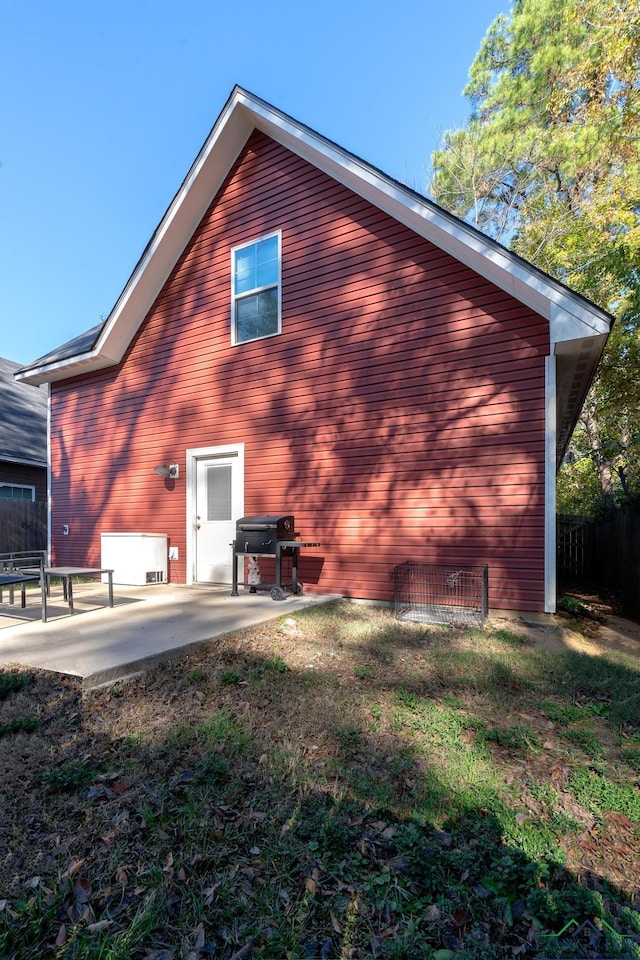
16, 86, 612, 461
0, 356, 47, 467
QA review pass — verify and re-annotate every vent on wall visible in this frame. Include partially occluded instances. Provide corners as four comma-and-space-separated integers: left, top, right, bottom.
145, 571, 166, 584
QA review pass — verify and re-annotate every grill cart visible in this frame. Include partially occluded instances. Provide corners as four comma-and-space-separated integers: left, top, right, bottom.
231, 515, 320, 600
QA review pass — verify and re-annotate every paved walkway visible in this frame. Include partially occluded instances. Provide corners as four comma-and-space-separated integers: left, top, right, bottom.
0, 581, 339, 687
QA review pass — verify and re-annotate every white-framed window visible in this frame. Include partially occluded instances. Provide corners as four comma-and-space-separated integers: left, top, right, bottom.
231, 231, 281, 345
0, 483, 35, 501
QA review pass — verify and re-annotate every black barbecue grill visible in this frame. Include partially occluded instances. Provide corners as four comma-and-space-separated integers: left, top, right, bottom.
231, 514, 320, 600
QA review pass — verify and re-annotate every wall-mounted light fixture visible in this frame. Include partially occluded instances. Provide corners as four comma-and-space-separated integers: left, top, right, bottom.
153, 464, 180, 479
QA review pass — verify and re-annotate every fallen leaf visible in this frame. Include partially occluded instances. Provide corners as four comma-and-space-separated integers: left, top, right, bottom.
434, 829, 453, 849
305, 877, 317, 894
379, 900, 391, 925
452, 907, 472, 927
330, 911, 343, 934
74, 877, 91, 904
55, 924, 67, 947
203, 884, 219, 906
193, 924, 205, 950
229, 941, 253, 960
87, 920, 112, 933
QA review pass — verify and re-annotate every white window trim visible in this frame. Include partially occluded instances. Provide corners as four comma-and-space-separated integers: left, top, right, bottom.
230, 229, 282, 345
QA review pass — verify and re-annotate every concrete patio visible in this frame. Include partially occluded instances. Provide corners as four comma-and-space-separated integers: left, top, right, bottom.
0, 580, 339, 688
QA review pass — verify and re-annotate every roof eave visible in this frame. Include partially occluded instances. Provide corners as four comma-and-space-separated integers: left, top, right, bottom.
0, 453, 47, 469
17, 86, 612, 389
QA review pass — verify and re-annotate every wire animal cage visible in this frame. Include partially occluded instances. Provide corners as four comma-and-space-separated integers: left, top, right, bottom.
393, 561, 489, 626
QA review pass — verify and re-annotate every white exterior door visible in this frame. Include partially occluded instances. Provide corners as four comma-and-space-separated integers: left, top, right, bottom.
193, 450, 243, 583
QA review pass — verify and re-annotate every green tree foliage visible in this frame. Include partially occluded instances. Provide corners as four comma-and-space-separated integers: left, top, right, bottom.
430, 0, 640, 515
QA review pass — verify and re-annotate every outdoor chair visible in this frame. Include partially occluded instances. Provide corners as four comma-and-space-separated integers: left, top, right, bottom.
0, 550, 48, 622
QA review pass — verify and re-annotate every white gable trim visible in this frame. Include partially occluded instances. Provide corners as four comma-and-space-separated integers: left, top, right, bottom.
17, 86, 611, 388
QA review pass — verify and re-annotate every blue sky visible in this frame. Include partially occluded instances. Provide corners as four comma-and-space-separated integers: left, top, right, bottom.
1, 0, 508, 365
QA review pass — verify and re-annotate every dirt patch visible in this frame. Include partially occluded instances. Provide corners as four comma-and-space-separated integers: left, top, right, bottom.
489, 593, 640, 661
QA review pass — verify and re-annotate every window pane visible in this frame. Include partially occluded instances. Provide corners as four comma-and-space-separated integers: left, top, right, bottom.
206, 465, 232, 521
234, 247, 256, 295
236, 295, 259, 343
258, 288, 279, 333
0, 485, 33, 500
256, 236, 279, 287
236, 289, 279, 343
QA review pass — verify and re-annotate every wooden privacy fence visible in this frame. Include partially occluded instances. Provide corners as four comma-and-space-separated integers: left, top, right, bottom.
0, 500, 47, 554
557, 516, 596, 581
558, 497, 640, 620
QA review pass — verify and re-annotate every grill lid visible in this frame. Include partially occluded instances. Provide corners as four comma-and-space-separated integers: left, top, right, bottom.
236, 515, 294, 534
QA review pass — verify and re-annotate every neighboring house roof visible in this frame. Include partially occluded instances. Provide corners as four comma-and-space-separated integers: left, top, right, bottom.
0, 356, 47, 467
16, 86, 612, 463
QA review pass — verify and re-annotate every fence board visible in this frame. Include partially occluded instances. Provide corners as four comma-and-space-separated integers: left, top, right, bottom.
558, 498, 640, 620
0, 501, 47, 554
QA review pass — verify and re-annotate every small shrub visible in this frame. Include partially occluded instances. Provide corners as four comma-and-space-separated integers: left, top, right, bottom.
0, 716, 41, 737
620, 747, 640, 773
394, 686, 419, 709
219, 668, 241, 685
187, 667, 206, 684
0, 671, 33, 701
569, 768, 640, 821
480, 724, 542, 754
558, 594, 591, 616
492, 629, 531, 647
354, 665, 374, 679
560, 726, 606, 760
264, 655, 290, 673
43, 758, 96, 792
335, 724, 362, 748
541, 700, 583, 725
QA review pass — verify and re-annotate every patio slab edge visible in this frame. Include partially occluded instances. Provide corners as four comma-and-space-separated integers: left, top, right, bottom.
80, 592, 342, 690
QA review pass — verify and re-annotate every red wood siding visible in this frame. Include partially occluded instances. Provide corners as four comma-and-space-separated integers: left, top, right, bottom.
49, 131, 549, 610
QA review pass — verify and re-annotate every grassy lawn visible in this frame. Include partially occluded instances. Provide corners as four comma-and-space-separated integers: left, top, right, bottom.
1, 600, 640, 958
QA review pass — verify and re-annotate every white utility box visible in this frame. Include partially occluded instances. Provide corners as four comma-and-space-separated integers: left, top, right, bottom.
100, 533, 168, 585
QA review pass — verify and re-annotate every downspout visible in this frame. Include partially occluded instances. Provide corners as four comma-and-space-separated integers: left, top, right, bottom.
46, 383, 52, 564
544, 354, 557, 613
